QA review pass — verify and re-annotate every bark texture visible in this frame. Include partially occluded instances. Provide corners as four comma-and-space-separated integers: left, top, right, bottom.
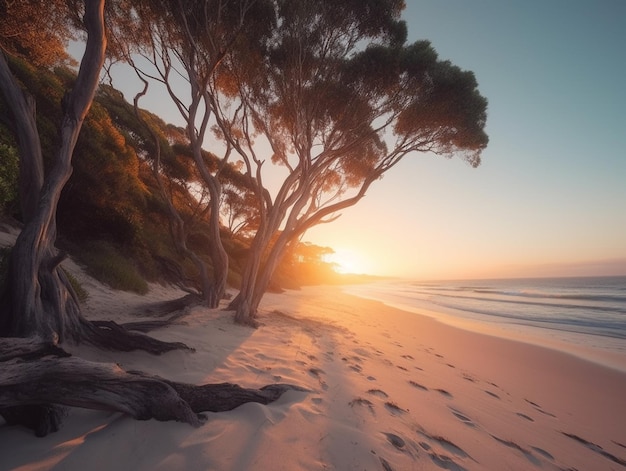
0, 337, 308, 436
0, 0, 106, 343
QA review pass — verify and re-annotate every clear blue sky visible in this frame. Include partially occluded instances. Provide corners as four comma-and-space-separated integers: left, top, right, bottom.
308, 0, 626, 279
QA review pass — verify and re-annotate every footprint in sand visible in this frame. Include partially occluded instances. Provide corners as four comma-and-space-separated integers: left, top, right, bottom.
562, 432, 626, 467
484, 390, 500, 399
530, 446, 554, 460
401, 354, 414, 360
379, 457, 394, 471
308, 367, 328, 390
516, 412, 534, 422
349, 397, 375, 414
384, 401, 407, 415
408, 380, 428, 391
448, 407, 477, 427
353, 348, 371, 358
435, 389, 452, 398
418, 439, 471, 471
428, 453, 469, 471
383, 432, 406, 451
431, 436, 472, 460
367, 388, 389, 398
490, 434, 540, 465
524, 399, 557, 418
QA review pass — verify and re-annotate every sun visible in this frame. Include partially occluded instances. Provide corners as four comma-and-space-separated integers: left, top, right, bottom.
326, 248, 369, 274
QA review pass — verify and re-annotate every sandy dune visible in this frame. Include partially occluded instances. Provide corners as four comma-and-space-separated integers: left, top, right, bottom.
1, 229, 625, 470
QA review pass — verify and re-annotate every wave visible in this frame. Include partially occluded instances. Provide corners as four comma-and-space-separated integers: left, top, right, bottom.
471, 289, 626, 304
422, 291, 626, 315
431, 299, 626, 340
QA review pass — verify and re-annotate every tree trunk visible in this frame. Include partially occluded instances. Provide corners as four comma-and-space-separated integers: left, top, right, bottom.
0, 0, 106, 342
186, 84, 228, 308
232, 231, 267, 325
236, 230, 293, 324
206, 182, 228, 306
0, 1, 187, 355
132, 79, 213, 304
0, 338, 308, 437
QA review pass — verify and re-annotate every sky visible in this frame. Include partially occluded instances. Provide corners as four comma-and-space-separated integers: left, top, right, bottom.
306, 0, 626, 279
84, 1, 626, 281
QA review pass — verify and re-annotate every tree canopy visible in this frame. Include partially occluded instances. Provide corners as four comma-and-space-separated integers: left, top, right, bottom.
0, 0, 488, 435
216, 0, 488, 323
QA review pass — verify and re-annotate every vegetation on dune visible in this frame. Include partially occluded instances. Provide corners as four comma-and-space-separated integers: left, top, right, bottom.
0, 55, 348, 294
0, 0, 487, 436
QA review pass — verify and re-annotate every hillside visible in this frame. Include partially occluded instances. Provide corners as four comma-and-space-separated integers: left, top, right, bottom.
0, 57, 373, 294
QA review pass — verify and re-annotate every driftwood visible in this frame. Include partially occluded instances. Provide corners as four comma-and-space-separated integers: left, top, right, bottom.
0, 337, 308, 436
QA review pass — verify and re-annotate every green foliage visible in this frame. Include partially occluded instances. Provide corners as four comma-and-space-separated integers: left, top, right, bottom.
0, 141, 19, 213
76, 241, 149, 295
62, 268, 89, 303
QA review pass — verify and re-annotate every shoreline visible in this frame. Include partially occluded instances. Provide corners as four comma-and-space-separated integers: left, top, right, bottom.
2, 282, 625, 470
342, 282, 626, 374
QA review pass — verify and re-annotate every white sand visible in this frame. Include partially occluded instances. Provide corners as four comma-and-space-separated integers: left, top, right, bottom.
1, 230, 625, 470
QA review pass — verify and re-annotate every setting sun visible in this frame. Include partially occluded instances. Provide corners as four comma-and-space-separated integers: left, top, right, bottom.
326, 248, 371, 274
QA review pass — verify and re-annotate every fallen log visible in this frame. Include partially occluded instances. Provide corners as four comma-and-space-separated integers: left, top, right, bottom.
0, 337, 309, 436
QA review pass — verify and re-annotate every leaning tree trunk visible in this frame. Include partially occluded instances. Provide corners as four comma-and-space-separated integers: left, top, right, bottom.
231, 186, 311, 325
206, 182, 229, 306
131, 79, 213, 302
234, 228, 294, 325
232, 229, 268, 325
187, 104, 229, 308
0, 0, 106, 342
0, 1, 186, 354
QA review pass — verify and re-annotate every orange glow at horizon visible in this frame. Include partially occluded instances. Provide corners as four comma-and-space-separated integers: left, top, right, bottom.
325, 248, 373, 275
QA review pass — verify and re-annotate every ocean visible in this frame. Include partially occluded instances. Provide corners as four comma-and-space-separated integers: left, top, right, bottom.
345, 276, 626, 365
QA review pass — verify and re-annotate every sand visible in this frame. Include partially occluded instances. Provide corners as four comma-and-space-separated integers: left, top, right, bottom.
1, 231, 625, 470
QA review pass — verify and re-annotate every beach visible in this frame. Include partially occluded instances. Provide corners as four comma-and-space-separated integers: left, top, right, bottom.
1, 258, 625, 471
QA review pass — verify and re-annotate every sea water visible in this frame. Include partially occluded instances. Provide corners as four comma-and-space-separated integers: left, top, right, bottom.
345, 276, 626, 366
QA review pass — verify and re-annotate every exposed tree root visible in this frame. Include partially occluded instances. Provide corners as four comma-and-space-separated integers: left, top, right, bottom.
0, 337, 309, 437
86, 319, 194, 354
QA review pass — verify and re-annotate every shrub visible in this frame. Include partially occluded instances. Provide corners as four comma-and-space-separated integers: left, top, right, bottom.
62, 268, 89, 303
0, 142, 19, 212
76, 240, 148, 294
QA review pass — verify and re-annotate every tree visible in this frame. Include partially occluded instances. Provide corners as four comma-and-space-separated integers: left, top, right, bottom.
105, 0, 274, 307
215, 0, 489, 324
0, 0, 75, 68
0, 1, 300, 435
0, 0, 111, 342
